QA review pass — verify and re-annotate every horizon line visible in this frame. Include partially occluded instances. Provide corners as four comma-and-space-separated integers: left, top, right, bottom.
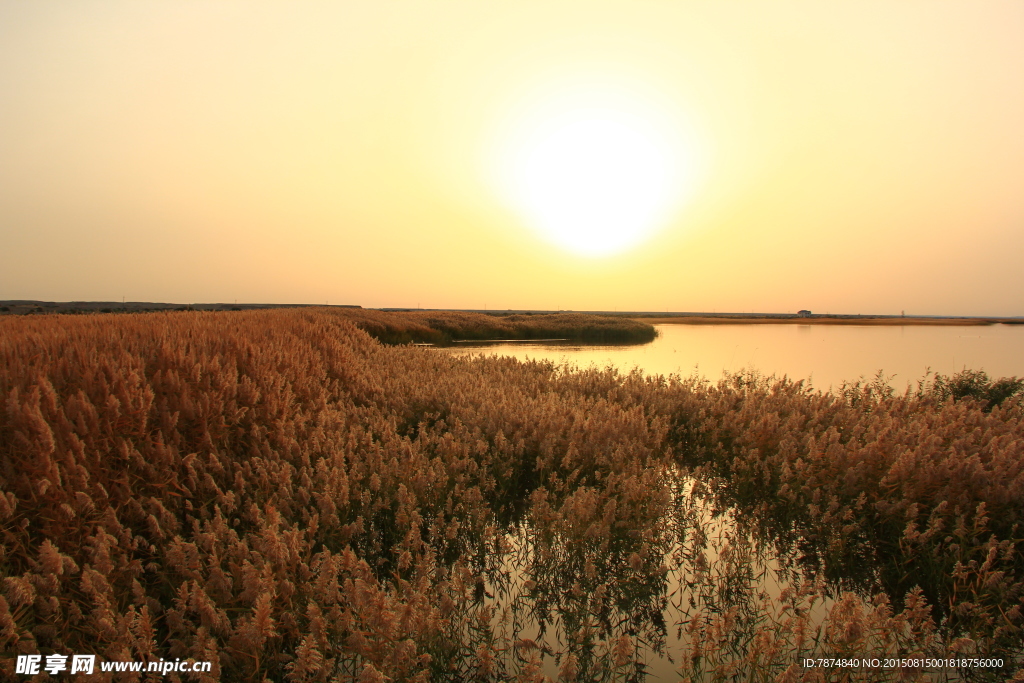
2, 299, 1023, 321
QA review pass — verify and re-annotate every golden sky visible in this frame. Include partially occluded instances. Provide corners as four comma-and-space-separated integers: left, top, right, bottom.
2, 2, 1022, 315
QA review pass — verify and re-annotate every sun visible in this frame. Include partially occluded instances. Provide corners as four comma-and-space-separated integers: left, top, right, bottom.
490, 83, 700, 257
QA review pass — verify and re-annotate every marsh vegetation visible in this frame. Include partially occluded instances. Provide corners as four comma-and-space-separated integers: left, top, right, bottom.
334, 309, 658, 346
1, 309, 1021, 681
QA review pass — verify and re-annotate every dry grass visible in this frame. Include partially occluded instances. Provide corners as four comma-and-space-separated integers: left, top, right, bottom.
338, 309, 657, 345
1, 309, 1021, 681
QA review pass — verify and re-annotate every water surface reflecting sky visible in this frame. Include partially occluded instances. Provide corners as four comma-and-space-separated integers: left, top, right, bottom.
442, 324, 1024, 391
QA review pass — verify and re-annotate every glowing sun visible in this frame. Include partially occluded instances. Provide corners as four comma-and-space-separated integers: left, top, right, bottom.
491, 85, 699, 257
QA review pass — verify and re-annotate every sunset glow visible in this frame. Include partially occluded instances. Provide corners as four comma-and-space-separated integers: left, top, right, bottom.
1, 2, 1023, 313
491, 85, 699, 256
4, 4, 1024, 679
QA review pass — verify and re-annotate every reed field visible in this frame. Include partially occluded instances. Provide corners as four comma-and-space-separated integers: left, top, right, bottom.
1, 308, 1022, 682
330, 309, 658, 345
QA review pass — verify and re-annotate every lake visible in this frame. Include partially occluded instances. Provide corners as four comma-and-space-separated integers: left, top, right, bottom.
436, 322, 1024, 679
440, 323, 1024, 390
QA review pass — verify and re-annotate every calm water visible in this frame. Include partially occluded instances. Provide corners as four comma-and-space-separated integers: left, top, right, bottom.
481, 477, 828, 681
442, 323, 1024, 390
437, 323, 1023, 679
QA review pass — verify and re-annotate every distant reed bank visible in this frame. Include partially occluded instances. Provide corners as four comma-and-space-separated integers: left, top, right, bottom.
335, 308, 658, 345
1, 309, 1021, 680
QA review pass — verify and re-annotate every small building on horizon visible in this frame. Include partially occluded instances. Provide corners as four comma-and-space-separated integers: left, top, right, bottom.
797, 309, 812, 317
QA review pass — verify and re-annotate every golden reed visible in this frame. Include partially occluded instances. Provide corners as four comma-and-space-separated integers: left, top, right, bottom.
1, 309, 1020, 680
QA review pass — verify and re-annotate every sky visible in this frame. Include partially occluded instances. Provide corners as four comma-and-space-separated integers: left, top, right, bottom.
1, 2, 1023, 315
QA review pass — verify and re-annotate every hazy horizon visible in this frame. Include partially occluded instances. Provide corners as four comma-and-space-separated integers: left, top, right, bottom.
3, 2, 1023, 315
3, 299, 1023, 320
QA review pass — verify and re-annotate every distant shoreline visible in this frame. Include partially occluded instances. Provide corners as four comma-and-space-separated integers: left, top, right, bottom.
632, 315, 1024, 326
1, 301, 1020, 326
